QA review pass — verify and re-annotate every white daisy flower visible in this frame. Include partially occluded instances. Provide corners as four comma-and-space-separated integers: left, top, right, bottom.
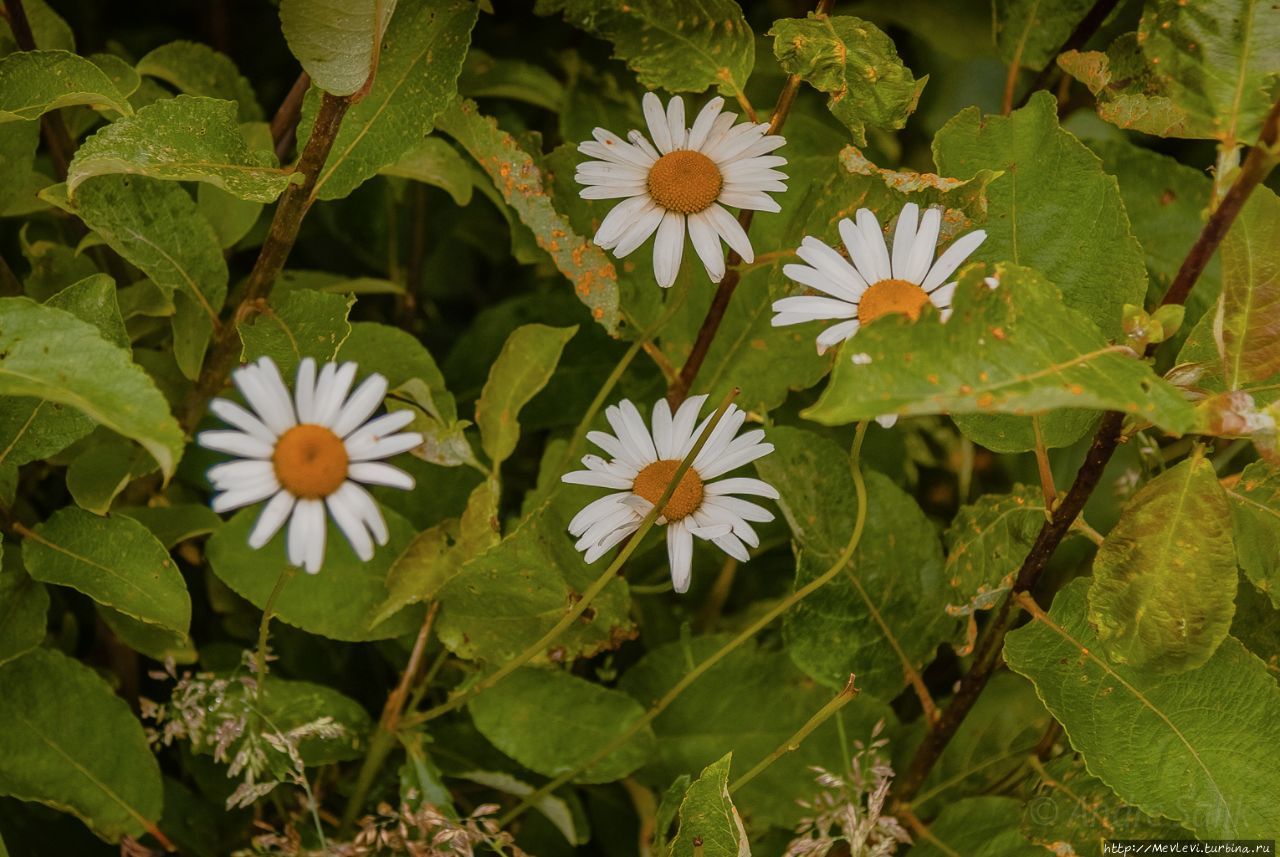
561, 396, 779, 594
770, 203, 987, 354
576, 92, 788, 288
198, 356, 423, 574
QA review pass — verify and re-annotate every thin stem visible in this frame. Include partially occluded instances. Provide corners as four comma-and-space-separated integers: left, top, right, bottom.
693, 555, 738, 633
892, 95, 1280, 805
180, 91, 353, 432
667, 0, 834, 405
733, 90, 758, 124
1032, 416, 1057, 512
271, 71, 310, 163
340, 602, 440, 832
729, 674, 859, 792
404, 388, 742, 728
255, 566, 296, 691
498, 421, 871, 827
1012, 0, 1122, 111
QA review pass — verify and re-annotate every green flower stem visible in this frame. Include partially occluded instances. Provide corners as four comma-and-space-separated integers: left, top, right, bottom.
402, 387, 741, 731
498, 421, 871, 827
254, 565, 296, 693
729, 673, 860, 793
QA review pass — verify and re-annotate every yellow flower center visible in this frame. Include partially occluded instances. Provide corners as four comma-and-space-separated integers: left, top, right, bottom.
632, 459, 705, 521
272, 424, 348, 499
647, 150, 723, 214
858, 278, 931, 324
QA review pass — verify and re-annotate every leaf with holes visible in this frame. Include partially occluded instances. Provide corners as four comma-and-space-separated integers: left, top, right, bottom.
1005, 578, 1280, 837
770, 15, 925, 146
238, 289, 354, 378
667, 754, 749, 857
535, 0, 754, 96
0, 50, 132, 122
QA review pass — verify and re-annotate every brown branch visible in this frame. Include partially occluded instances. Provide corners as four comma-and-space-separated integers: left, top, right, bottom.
181, 91, 352, 431
271, 72, 311, 164
1013, 0, 1122, 111
667, 0, 834, 405
892, 94, 1280, 806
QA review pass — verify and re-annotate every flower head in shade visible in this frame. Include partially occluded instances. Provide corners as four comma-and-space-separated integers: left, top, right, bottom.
576, 92, 788, 287
770, 203, 987, 354
198, 357, 423, 574
562, 396, 778, 593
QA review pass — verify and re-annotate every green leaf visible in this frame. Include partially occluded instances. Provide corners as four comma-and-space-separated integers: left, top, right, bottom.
116, 504, 222, 549
459, 49, 565, 112
802, 264, 1196, 436
535, 0, 754, 96
306, 0, 477, 200
1022, 755, 1191, 854
135, 40, 264, 121
908, 796, 1044, 857
475, 323, 576, 468
88, 53, 139, 102
1227, 460, 1280, 609
943, 486, 1046, 618
46, 274, 128, 348
0, 50, 131, 123
67, 96, 292, 202
23, 507, 191, 635
1005, 578, 1280, 837
440, 100, 621, 334
280, 0, 397, 97
1218, 185, 1280, 389
65, 429, 158, 514
379, 136, 473, 205
754, 426, 960, 701
41, 178, 228, 380
934, 93, 1149, 450
1089, 455, 1236, 673
435, 505, 633, 665
206, 507, 424, 641
994, 0, 1094, 70
769, 14, 925, 146
238, 289, 354, 377
469, 667, 656, 783
1062, 0, 1280, 144
0, 121, 39, 214
667, 754, 749, 857
0, 296, 185, 478
0, 647, 163, 842
620, 636, 895, 829
0, 551, 47, 667
98, 606, 195, 664
257, 678, 372, 765
0, 0, 74, 54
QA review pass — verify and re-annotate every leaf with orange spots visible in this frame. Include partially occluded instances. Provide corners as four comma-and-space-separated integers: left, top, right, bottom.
535, 0, 754, 96
770, 14, 926, 146
1060, 0, 1280, 145
943, 485, 1045, 617
440, 99, 622, 335
803, 263, 1197, 434
1228, 460, 1280, 610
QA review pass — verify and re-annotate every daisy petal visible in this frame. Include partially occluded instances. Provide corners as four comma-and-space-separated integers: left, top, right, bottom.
652, 211, 686, 288
643, 92, 673, 153
667, 521, 694, 593
922, 230, 987, 291
890, 203, 918, 280
906, 207, 942, 284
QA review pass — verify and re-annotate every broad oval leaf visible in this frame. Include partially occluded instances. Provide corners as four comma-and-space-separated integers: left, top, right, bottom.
770, 14, 925, 146
994, 0, 1094, 71
41, 178, 228, 380
238, 289, 354, 377
667, 754, 749, 857
206, 506, 424, 641
755, 426, 960, 701
1228, 460, 1280, 608
469, 667, 656, 784
1005, 578, 1280, 837
0, 550, 47, 667
379, 135, 472, 205
67, 96, 292, 202
944, 485, 1045, 616
1088, 456, 1237, 673
0, 297, 184, 478
802, 264, 1196, 435
22, 507, 191, 635
135, 40, 263, 121
0, 648, 163, 842
535, 0, 754, 96
280, 0, 397, 97
305, 0, 476, 200
934, 93, 1149, 451
0, 50, 131, 123
1218, 185, 1280, 390
475, 323, 576, 468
